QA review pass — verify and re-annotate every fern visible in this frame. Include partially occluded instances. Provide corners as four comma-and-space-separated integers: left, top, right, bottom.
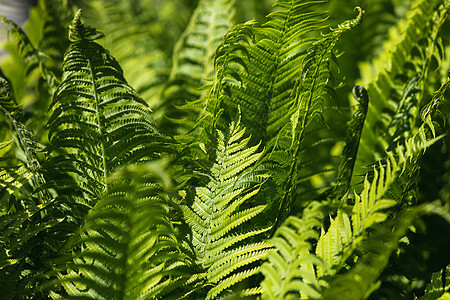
1, 1, 449, 299
354, 0, 448, 176
259, 201, 326, 299
182, 117, 272, 299
51, 161, 199, 299
420, 265, 450, 300
321, 201, 450, 300
160, 0, 236, 133
44, 10, 163, 200
315, 79, 449, 277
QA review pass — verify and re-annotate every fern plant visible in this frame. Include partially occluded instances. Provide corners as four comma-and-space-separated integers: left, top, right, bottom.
0, 0, 449, 299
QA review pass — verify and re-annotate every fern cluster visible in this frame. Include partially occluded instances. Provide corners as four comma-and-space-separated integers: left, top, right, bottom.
0, 0, 449, 299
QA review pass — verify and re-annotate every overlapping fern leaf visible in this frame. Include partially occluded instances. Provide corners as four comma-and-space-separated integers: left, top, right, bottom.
43, 10, 163, 202
81, 0, 183, 111
182, 117, 273, 299
420, 265, 450, 300
0, 14, 58, 92
315, 79, 450, 283
51, 162, 199, 299
160, 0, 236, 134
259, 201, 327, 299
354, 0, 449, 177
0, 75, 67, 299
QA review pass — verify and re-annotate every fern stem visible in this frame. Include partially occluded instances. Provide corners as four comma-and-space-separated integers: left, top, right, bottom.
87, 57, 108, 193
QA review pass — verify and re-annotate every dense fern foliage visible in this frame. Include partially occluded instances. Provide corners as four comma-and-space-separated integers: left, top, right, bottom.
1, 0, 449, 299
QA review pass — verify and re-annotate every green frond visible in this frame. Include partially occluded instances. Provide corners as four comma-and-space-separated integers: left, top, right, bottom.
217, 0, 330, 143
271, 6, 364, 228
160, 0, 236, 134
354, 0, 449, 176
260, 201, 326, 300
50, 162, 198, 299
314, 84, 449, 285
80, 0, 178, 111
322, 202, 450, 300
182, 118, 272, 298
0, 14, 58, 90
44, 10, 163, 199
420, 265, 450, 300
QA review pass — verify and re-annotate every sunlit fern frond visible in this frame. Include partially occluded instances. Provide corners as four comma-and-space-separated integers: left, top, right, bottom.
420, 265, 450, 300
269, 7, 364, 227
354, 0, 448, 176
182, 117, 273, 299
51, 161, 200, 300
43, 10, 164, 201
0, 77, 49, 201
315, 80, 449, 280
321, 201, 450, 300
218, 0, 329, 144
159, 0, 235, 134
259, 201, 327, 299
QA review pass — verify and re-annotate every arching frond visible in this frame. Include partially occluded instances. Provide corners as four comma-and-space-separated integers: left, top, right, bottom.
51, 162, 199, 299
271, 6, 364, 228
0, 15, 58, 90
44, 10, 163, 200
354, 0, 448, 176
315, 80, 449, 281
182, 117, 272, 299
81, 0, 182, 111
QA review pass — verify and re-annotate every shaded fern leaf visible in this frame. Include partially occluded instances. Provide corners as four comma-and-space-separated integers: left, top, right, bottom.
44, 10, 163, 201
219, 0, 329, 143
259, 201, 327, 300
82, 0, 176, 111
51, 162, 199, 299
272, 7, 364, 229
182, 117, 272, 299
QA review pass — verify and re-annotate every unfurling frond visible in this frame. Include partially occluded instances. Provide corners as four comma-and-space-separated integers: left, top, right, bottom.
182, 118, 272, 299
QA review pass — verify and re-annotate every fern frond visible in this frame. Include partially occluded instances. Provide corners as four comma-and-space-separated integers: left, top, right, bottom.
160, 0, 235, 134
218, 0, 329, 143
321, 202, 450, 300
271, 6, 364, 228
259, 201, 327, 299
315, 83, 449, 280
420, 265, 450, 300
354, 0, 448, 175
81, 0, 180, 112
51, 162, 198, 299
182, 117, 272, 299
44, 10, 163, 200
0, 14, 58, 90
